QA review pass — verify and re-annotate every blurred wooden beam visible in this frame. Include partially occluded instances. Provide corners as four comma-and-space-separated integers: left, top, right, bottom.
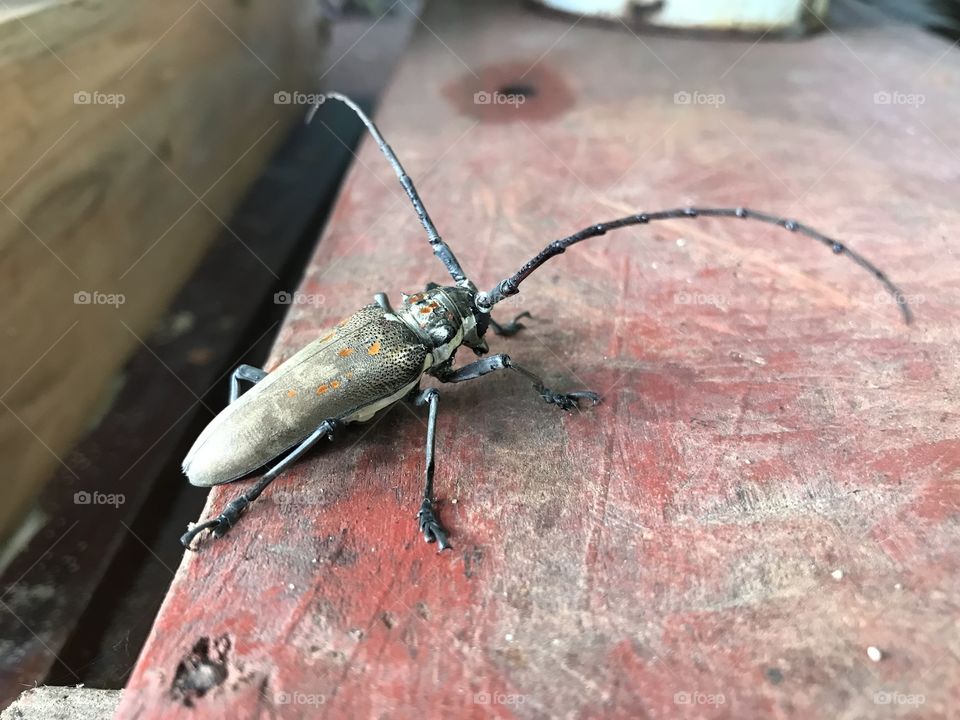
0, 0, 325, 541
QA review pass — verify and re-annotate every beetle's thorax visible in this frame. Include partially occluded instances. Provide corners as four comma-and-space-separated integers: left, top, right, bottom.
392, 286, 483, 365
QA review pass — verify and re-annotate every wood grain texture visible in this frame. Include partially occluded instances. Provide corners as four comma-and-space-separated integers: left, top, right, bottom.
120, 1, 960, 718
0, 0, 323, 538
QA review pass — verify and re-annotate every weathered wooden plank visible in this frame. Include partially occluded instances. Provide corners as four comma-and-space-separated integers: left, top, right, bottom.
0, 0, 324, 540
120, 1, 960, 718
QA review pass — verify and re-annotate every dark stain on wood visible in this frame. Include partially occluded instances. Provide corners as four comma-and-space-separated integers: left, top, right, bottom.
442, 59, 574, 123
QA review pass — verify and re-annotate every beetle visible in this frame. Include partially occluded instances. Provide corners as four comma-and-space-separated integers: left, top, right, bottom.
181, 92, 911, 552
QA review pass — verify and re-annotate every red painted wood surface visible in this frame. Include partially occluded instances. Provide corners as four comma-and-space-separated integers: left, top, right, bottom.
118, 2, 960, 718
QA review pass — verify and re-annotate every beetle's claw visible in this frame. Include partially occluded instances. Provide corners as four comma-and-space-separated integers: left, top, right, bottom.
180, 519, 218, 549
490, 312, 533, 337
543, 389, 601, 411
417, 498, 451, 551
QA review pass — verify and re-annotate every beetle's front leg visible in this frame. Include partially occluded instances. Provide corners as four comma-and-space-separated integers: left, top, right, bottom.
434, 354, 600, 411
412, 387, 450, 551
488, 312, 532, 337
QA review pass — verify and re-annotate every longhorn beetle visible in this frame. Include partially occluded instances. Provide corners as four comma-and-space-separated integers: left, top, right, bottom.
181, 92, 911, 552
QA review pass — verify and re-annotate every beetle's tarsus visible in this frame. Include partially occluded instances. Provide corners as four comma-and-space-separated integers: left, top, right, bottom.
489, 312, 532, 337
417, 498, 451, 551
540, 388, 601, 411
180, 496, 250, 548
180, 519, 217, 550
211, 496, 250, 537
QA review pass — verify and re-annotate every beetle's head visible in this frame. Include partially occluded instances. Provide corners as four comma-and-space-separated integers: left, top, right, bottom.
399, 282, 488, 358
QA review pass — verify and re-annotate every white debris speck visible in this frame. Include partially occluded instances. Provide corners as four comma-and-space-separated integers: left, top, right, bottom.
288, 583, 295, 591
651, 262, 659, 270
752, 356, 767, 366
744, 459, 752, 465
831, 569, 844, 581
451, 498, 458, 504
867, 646, 883, 662
894, 583, 902, 590
505, 634, 513, 642
676, 238, 687, 247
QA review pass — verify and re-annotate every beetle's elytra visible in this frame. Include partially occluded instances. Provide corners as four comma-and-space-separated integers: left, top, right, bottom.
181, 92, 911, 553
183, 298, 472, 487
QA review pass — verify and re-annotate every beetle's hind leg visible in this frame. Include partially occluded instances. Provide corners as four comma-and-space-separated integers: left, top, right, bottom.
181, 418, 342, 549
229, 364, 268, 403
412, 387, 451, 551
488, 312, 532, 337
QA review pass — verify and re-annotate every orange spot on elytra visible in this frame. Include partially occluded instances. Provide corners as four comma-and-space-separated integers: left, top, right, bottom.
338, 347, 354, 357
287, 389, 297, 398
420, 306, 432, 314
337, 318, 348, 327
330, 380, 341, 389
368, 341, 381, 355
320, 332, 334, 342
316, 384, 329, 395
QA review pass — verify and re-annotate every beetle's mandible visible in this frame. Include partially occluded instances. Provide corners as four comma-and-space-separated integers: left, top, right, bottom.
181, 93, 912, 552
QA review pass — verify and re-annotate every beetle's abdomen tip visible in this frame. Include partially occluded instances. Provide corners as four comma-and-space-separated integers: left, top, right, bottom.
181, 454, 220, 487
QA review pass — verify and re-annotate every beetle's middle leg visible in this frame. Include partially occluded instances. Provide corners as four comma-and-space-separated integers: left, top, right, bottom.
411, 387, 451, 551
181, 418, 342, 549
229, 364, 268, 403
435, 354, 600, 411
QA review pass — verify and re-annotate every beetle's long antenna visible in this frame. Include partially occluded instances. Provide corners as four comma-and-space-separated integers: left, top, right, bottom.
308, 92, 468, 284
475, 207, 912, 324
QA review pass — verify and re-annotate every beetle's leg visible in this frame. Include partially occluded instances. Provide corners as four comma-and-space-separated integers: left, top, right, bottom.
488, 312, 532, 337
180, 418, 342, 549
229, 364, 268, 404
412, 387, 450, 551
435, 354, 600, 411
